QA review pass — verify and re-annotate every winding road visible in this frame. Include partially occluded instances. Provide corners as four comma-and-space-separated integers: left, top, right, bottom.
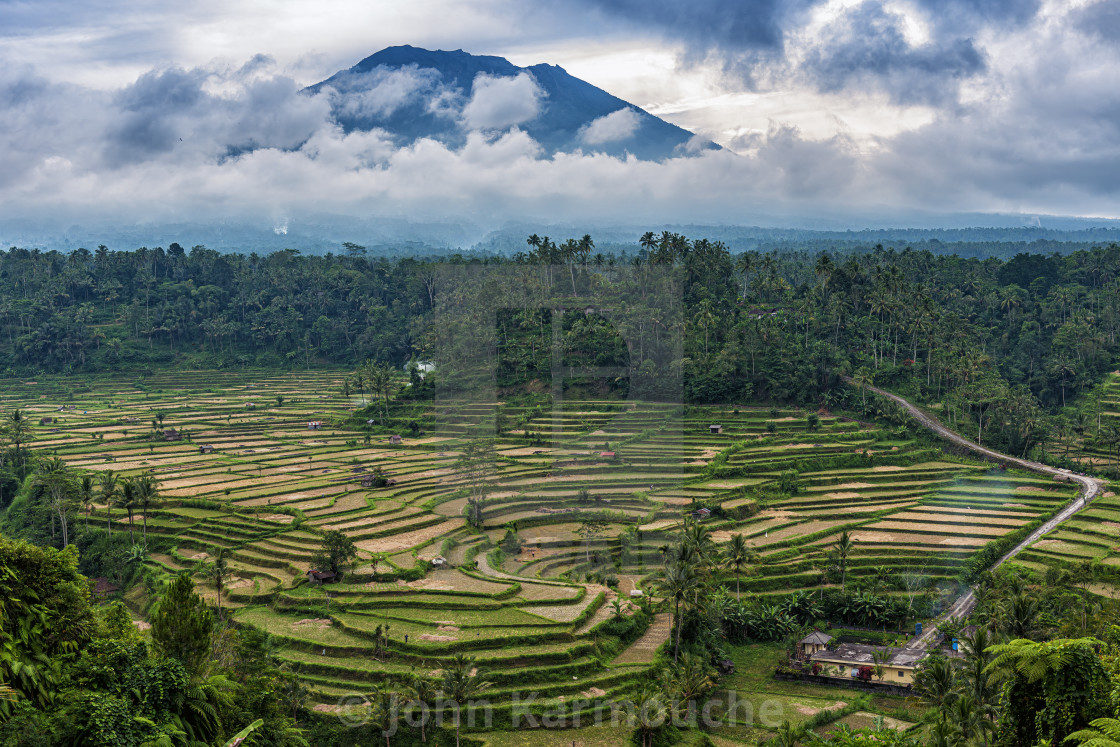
853, 380, 1107, 647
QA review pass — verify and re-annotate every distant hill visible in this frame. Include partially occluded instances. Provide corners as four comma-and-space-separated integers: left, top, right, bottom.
303, 45, 719, 161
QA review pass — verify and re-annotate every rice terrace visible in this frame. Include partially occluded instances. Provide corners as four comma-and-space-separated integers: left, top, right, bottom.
4, 360, 1117, 744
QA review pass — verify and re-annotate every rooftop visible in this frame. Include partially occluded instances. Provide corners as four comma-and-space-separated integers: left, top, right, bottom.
810, 643, 926, 668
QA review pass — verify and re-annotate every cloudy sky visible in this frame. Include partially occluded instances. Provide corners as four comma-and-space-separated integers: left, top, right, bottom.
2, 0, 1119, 233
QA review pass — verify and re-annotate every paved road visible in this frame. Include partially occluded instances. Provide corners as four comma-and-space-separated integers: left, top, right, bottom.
851, 379, 1107, 648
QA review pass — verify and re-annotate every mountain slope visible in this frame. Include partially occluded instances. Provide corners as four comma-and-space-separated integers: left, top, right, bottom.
304, 45, 718, 160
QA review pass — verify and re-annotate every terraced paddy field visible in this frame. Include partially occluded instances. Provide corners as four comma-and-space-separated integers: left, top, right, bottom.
1010, 480, 1120, 576
1069, 370, 1120, 470
1, 371, 1093, 722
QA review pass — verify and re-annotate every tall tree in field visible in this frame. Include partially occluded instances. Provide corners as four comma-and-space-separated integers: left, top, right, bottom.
362, 361, 395, 421
661, 560, 700, 663
78, 474, 95, 525
310, 530, 358, 577
135, 474, 160, 545
115, 478, 138, 542
36, 457, 76, 547
152, 572, 214, 677
1, 408, 33, 477
439, 654, 492, 747
575, 518, 608, 566
98, 470, 118, 534
833, 530, 856, 590
405, 673, 440, 743
456, 439, 496, 529
723, 534, 751, 600
204, 547, 231, 621
364, 686, 398, 747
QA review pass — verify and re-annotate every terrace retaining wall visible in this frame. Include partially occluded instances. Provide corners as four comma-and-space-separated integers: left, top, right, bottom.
774, 671, 912, 696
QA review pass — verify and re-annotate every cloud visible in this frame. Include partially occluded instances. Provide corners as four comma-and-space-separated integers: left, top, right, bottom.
796, 3, 986, 106
461, 72, 544, 130
910, 0, 1041, 30
100, 65, 330, 166
322, 65, 450, 120
3, 0, 1120, 233
580, 108, 640, 145
0, 56, 886, 226
578, 0, 800, 51
570, 0, 1021, 107
1072, 0, 1120, 44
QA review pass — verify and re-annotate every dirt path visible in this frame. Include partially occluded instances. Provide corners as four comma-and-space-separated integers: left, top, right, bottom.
854, 379, 1106, 648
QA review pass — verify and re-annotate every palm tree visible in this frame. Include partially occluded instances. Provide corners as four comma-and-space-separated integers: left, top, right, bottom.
36, 457, 75, 547
439, 654, 491, 747
833, 530, 856, 589
661, 561, 700, 663
959, 627, 998, 740
723, 534, 751, 600
205, 547, 231, 621
1, 408, 32, 476
1051, 359, 1077, 407
913, 656, 958, 724
135, 474, 160, 545
354, 370, 367, 405
669, 653, 716, 723
681, 519, 715, 567
405, 673, 439, 743
99, 470, 119, 534
852, 367, 873, 405
999, 591, 1040, 639
374, 363, 395, 421
872, 647, 890, 682
78, 475, 95, 526
364, 686, 397, 747
116, 478, 137, 542
633, 686, 668, 747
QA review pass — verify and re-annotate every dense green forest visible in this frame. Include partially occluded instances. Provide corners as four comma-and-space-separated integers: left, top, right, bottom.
1, 236, 1118, 462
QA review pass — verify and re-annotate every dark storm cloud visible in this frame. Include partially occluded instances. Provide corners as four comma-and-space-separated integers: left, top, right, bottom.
571, 0, 821, 82
108, 68, 207, 161
573, 0, 1026, 105
579, 0, 803, 50
800, 3, 986, 106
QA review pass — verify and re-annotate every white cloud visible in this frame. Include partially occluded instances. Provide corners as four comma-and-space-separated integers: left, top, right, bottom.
460, 72, 544, 130
325, 65, 447, 119
580, 108, 641, 145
